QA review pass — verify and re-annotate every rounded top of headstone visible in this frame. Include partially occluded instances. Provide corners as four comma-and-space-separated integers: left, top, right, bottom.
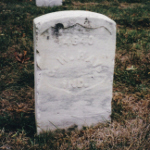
34, 10, 115, 24
34, 10, 116, 35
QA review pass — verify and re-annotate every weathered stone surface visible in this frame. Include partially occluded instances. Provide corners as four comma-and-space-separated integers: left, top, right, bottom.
36, 0, 62, 7
34, 10, 116, 134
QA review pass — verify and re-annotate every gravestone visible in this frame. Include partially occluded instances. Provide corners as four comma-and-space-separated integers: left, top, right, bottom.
36, 0, 62, 7
34, 10, 116, 134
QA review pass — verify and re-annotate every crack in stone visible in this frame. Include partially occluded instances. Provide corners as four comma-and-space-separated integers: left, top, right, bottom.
41, 23, 112, 36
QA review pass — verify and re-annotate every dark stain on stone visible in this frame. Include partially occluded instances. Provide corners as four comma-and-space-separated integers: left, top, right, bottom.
42, 23, 112, 38
53, 23, 64, 37
84, 18, 91, 28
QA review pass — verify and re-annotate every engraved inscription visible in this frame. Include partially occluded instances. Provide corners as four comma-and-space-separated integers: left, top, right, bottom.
36, 22, 113, 92
57, 55, 69, 65
58, 35, 94, 46
47, 66, 59, 77
56, 51, 109, 67
45, 51, 111, 91
62, 78, 88, 89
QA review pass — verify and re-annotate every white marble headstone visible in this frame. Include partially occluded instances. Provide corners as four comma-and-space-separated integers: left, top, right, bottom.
36, 0, 62, 7
34, 10, 116, 134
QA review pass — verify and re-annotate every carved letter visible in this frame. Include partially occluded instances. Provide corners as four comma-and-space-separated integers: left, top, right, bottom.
78, 51, 86, 60
88, 35, 94, 45
80, 35, 88, 45
63, 35, 71, 46
57, 56, 65, 65
57, 55, 68, 65
72, 36, 79, 45
70, 80, 76, 88
48, 70, 55, 77
77, 78, 84, 88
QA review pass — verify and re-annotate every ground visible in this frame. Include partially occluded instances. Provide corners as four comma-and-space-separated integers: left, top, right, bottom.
0, 0, 150, 149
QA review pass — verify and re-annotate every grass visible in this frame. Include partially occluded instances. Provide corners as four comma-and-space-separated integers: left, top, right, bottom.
0, 0, 150, 149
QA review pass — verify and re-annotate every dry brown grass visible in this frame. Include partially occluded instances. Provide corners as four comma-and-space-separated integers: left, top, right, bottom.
0, 92, 149, 149
119, 2, 145, 9
72, 1, 99, 6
